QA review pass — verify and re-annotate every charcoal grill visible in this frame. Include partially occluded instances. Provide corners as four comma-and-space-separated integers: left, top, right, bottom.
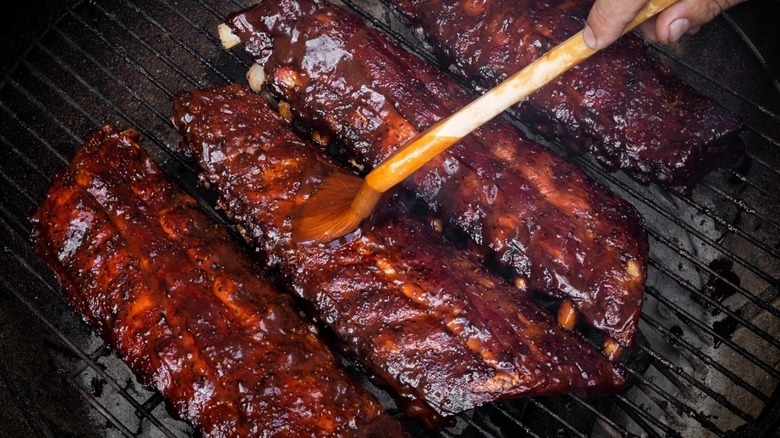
1, 0, 779, 436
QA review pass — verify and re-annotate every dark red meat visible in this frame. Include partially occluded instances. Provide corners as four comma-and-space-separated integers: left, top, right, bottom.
172, 85, 626, 424
388, 0, 745, 193
225, 0, 648, 347
31, 126, 404, 438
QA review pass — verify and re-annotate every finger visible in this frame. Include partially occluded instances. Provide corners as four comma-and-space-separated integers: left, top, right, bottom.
653, 0, 748, 44
636, 17, 660, 43
584, 0, 650, 50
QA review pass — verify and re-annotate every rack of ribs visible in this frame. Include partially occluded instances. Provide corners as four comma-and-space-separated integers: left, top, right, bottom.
386, 0, 745, 194
222, 0, 649, 349
31, 126, 406, 437
172, 85, 626, 426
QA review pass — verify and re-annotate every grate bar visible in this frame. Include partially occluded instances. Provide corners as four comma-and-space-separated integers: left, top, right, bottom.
655, 357, 755, 424
722, 12, 780, 94
613, 394, 681, 438
52, 20, 174, 107
193, 0, 232, 21
671, 191, 780, 260
750, 132, 780, 161
617, 360, 727, 436
744, 149, 780, 178
72, 383, 136, 438
526, 398, 588, 438
565, 143, 780, 272
437, 430, 456, 438
566, 394, 638, 437
486, 403, 544, 437
0, 357, 47, 438
641, 312, 772, 403
139, 393, 165, 417
157, 0, 251, 70
649, 230, 780, 321
570, 152, 778, 289
6, 78, 84, 145
66, 7, 181, 97
46, 2, 283, 245
0, 132, 52, 181
645, 224, 777, 311
21, 59, 103, 127
724, 171, 780, 206
35, 36, 181, 164
646, 284, 780, 379
459, 414, 498, 438
123, 0, 231, 84
0, 165, 39, 207
650, 258, 780, 350
650, 259, 780, 348
573, 324, 760, 434
651, 45, 780, 123
568, 330, 701, 435
0, 274, 178, 438
63, 4, 236, 167
702, 181, 780, 232
0, 100, 69, 165
34, 41, 134, 130
70, 348, 106, 381
568, 143, 777, 274
0, 200, 33, 238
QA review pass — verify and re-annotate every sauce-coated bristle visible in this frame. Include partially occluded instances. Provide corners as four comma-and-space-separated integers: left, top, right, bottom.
293, 173, 382, 244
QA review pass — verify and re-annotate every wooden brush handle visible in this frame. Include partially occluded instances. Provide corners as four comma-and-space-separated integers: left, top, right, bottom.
365, 0, 677, 193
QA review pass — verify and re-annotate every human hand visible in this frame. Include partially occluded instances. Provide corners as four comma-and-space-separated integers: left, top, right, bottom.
583, 0, 748, 50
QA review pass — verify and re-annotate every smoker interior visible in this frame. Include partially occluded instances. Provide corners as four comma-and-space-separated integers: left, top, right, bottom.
1, 0, 779, 436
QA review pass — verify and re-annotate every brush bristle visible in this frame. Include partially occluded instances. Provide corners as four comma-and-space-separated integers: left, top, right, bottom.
292, 173, 380, 244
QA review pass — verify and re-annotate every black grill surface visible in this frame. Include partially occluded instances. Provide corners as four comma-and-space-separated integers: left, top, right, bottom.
1, 0, 779, 437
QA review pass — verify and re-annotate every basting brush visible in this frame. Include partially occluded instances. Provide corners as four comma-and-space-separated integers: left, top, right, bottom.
292, 0, 677, 243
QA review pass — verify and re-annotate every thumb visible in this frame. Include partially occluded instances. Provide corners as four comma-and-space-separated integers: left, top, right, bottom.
584, 0, 651, 50
652, 0, 748, 44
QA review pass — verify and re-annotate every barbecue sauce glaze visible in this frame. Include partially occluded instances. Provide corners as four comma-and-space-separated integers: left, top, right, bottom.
389, 0, 745, 194
173, 85, 626, 425
31, 126, 405, 437
226, 0, 649, 347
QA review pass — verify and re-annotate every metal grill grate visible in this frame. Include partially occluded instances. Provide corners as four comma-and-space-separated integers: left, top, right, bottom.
0, 0, 778, 437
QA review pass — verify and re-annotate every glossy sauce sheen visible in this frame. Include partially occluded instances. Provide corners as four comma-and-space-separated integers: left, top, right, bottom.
388, 0, 745, 193
31, 126, 405, 438
226, 0, 648, 347
172, 85, 625, 424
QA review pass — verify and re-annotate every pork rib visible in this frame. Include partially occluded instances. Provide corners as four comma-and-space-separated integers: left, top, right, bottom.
31, 126, 405, 437
224, 0, 648, 347
387, 0, 745, 193
172, 85, 626, 425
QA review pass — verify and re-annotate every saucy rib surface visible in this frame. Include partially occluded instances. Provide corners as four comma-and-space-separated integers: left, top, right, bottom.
225, 0, 648, 347
388, 0, 745, 193
172, 85, 626, 423
31, 126, 404, 438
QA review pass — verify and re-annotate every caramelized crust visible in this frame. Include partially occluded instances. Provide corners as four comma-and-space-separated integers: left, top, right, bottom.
31, 126, 405, 438
225, 0, 648, 347
388, 0, 744, 193
172, 85, 625, 425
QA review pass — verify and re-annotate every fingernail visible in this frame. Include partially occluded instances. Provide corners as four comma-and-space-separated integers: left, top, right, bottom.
583, 25, 597, 50
668, 18, 690, 43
